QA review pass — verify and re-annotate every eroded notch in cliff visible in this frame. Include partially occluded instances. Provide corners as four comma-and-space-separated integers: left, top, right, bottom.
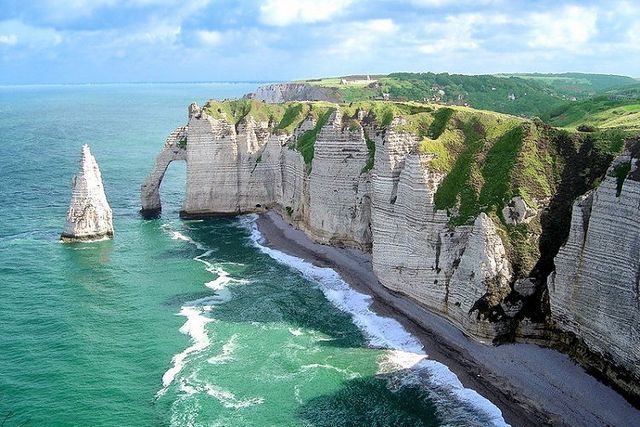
525, 130, 625, 320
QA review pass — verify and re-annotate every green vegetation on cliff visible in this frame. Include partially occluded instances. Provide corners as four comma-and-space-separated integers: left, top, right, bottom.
203, 99, 286, 126
199, 98, 629, 279
289, 106, 335, 172
495, 73, 637, 96
276, 103, 312, 134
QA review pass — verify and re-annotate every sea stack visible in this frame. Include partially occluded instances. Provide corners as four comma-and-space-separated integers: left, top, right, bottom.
61, 145, 114, 242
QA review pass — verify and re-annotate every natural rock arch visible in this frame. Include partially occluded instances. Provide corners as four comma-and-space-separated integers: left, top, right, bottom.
140, 126, 187, 216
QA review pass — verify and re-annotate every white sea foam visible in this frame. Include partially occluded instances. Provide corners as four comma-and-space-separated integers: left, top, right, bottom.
157, 306, 213, 398
157, 224, 246, 399
208, 334, 239, 365
299, 363, 360, 380
238, 214, 509, 426
204, 384, 265, 409
288, 327, 304, 336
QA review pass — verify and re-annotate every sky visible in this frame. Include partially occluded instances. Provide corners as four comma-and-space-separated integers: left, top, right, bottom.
0, 0, 638, 84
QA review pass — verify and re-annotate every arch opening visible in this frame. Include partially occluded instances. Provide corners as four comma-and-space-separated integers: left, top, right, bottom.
140, 126, 187, 218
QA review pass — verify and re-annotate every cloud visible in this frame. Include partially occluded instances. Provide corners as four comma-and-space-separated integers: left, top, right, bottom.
0, 35, 18, 46
259, 0, 352, 26
0, 20, 62, 48
417, 13, 506, 54
410, 0, 499, 6
324, 19, 396, 55
527, 6, 598, 49
195, 30, 223, 46
39, 0, 120, 22
36, 0, 211, 25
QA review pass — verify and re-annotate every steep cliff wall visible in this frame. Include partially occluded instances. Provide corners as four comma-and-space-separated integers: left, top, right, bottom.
142, 100, 638, 401
149, 100, 535, 341
550, 154, 640, 398
246, 83, 341, 103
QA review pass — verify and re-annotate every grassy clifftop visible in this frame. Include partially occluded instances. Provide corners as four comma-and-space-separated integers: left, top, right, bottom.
199, 98, 627, 278
543, 92, 640, 131
295, 72, 638, 118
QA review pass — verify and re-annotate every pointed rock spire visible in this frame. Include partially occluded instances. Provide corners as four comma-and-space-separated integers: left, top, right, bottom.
61, 145, 114, 242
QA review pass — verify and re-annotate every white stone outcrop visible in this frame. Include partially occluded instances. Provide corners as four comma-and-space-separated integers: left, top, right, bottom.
246, 83, 341, 103
550, 156, 640, 393
502, 196, 537, 225
61, 145, 114, 242
371, 145, 512, 340
140, 126, 187, 214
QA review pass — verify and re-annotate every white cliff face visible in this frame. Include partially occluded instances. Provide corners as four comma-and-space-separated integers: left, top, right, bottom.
550, 156, 640, 394
247, 83, 341, 103
140, 126, 187, 214
306, 111, 372, 249
142, 103, 640, 398
61, 145, 114, 242
148, 105, 513, 340
371, 139, 512, 340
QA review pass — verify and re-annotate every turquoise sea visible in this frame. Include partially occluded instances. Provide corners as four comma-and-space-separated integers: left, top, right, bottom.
0, 83, 506, 426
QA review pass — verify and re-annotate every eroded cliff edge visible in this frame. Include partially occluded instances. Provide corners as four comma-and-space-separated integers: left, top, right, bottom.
142, 99, 638, 402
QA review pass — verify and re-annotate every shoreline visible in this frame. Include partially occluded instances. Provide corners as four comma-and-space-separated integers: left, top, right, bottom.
255, 210, 640, 427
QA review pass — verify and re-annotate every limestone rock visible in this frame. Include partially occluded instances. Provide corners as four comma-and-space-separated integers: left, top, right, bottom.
140, 126, 187, 215
513, 278, 537, 297
61, 145, 114, 242
550, 155, 640, 396
245, 83, 341, 103
142, 106, 513, 341
502, 196, 536, 225
142, 102, 640, 398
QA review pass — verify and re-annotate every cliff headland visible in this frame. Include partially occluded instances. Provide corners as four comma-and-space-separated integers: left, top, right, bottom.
142, 95, 640, 421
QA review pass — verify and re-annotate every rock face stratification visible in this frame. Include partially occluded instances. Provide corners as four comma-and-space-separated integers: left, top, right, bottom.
61, 145, 114, 242
550, 154, 640, 398
245, 83, 341, 104
142, 100, 640, 402
140, 125, 188, 215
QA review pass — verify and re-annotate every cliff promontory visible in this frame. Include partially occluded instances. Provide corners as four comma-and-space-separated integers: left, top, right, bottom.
142, 99, 638, 402
62, 145, 114, 242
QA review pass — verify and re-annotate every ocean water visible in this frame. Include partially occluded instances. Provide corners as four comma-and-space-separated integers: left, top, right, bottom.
0, 84, 507, 426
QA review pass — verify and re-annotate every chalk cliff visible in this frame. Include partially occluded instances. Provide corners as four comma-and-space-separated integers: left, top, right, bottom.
550, 154, 640, 398
62, 145, 114, 242
142, 100, 639, 401
141, 126, 187, 215
246, 83, 341, 104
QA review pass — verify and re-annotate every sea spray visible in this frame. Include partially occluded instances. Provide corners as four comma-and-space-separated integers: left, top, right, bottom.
238, 214, 509, 427
156, 225, 248, 399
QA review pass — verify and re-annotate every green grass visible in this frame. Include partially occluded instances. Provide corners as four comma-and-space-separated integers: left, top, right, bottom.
478, 126, 525, 212
203, 99, 285, 125
341, 101, 433, 129
290, 106, 335, 172
544, 96, 640, 131
276, 103, 311, 134
433, 118, 485, 223
427, 107, 454, 139
361, 134, 376, 174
